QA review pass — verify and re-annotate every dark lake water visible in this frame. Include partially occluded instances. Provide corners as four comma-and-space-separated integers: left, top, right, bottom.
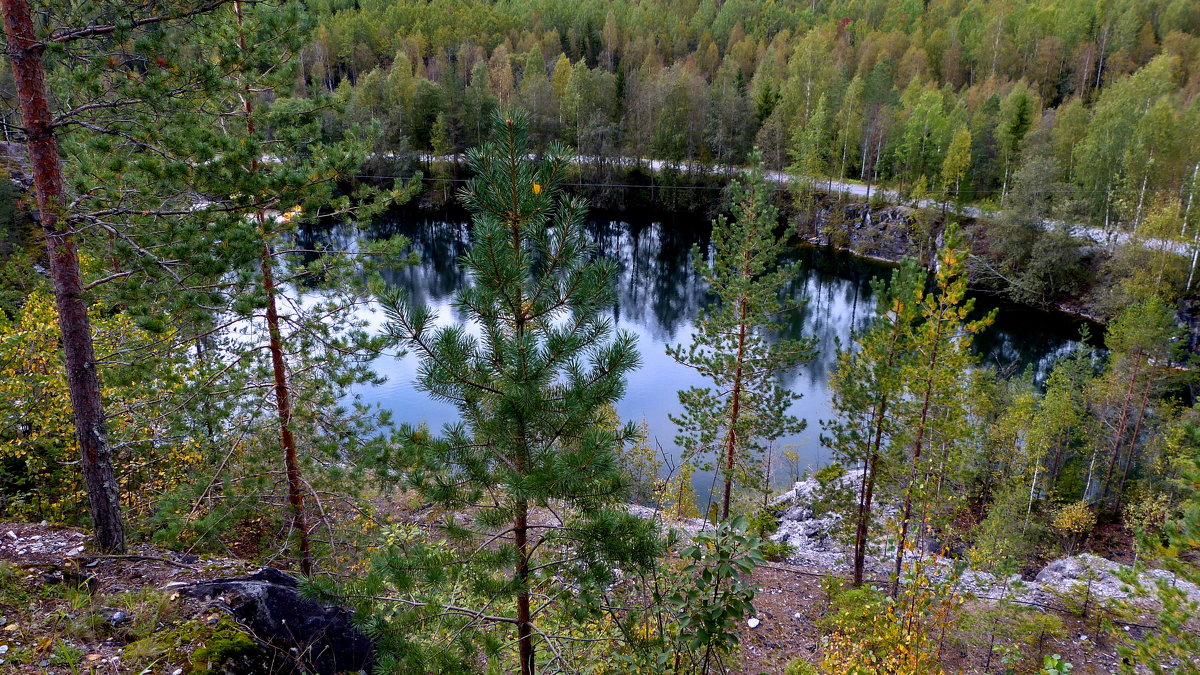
330, 211, 1095, 512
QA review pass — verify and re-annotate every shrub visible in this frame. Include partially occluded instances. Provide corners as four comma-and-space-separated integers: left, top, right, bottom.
784, 658, 818, 675
761, 539, 796, 562
1051, 501, 1095, 555
813, 462, 847, 488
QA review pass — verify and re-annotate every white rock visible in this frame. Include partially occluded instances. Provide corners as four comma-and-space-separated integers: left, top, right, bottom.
747, 617, 760, 629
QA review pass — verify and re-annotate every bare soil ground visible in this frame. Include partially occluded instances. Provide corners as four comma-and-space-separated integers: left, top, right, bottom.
0, 521, 253, 674
0, 520, 1146, 674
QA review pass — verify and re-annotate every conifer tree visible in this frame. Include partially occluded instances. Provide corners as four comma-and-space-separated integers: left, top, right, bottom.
891, 234, 995, 595
668, 152, 815, 520
1, 0, 125, 552
1118, 408, 1200, 673
823, 259, 924, 587
376, 112, 658, 674
1090, 297, 1183, 510
2, 0, 409, 564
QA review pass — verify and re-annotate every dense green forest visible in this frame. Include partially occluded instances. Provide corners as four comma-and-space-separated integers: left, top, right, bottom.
311, 0, 1199, 209
1, 0, 1200, 673
305, 0, 1200, 313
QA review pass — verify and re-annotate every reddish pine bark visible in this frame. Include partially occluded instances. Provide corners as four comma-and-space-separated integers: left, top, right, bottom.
259, 240, 313, 576
721, 298, 748, 521
2, 0, 126, 553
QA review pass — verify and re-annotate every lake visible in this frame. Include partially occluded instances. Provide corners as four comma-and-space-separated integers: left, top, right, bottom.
335, 210, 1095, 513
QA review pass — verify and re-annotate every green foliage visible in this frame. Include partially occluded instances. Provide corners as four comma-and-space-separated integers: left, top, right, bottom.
121, 616, 269, 675
0, 0, 419, 563
886, 235, 995, 582
619, 415, 664, 506
363, 111, 661, 671
747, 507, 781, 538
821, 258, 926, 584
958, 594, 1067, 673
1042, 653, 1074, 674
813, 463, 847, 488
189, 626, 264, 675
1124, 490, 1171, 563
668, 152, 816, 518
673, 518, 762, 656
612, 516, 764, 673
307, 0, 1200, 310
1117, 449, 1200, 673
661, 461, 702, 522
819, 555, 963, 674
745, 505, 793, 560
0, 292, 193, 523
783, 658, 818, 675
760, 539, 796, 562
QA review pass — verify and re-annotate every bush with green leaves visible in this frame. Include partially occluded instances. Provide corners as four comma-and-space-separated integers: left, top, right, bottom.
1042, 653, 1074, 674
784, 658, 818, 675
669, 518, 764, 667
813, 463, 847, 488
603, 516, 765, 674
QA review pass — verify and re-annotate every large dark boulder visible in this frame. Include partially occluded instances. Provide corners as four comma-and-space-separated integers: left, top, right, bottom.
174, 568, 373, 675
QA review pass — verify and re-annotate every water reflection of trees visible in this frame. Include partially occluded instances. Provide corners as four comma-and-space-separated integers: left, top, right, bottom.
362, 217, 471, 319
589, 218, 712, 341
354, 211, 1090, 396
973, 308, 1091, 386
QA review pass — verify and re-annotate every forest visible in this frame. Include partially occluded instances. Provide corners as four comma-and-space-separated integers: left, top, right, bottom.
1, 0, 1199, 673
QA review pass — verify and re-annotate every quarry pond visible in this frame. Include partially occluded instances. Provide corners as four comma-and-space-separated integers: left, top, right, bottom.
310, 210, 1098, 512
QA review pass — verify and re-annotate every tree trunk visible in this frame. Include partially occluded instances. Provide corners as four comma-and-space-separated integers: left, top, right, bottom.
722, 297, 749, 521
508, 192, 536, 674
853, 307, 906, 587
853, 447, 880, 587
1114, 376, 1154, 514
515, 504, 534, 675
235, 1, 311, 575
2, 0, 126, 553
892, 334, 942, 597
260, 241, 313, 576
1100, 359, 1140, 506
892, 383, 932, 596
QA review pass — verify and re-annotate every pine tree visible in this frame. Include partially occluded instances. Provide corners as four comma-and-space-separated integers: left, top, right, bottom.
823, 259, 924, 587
1090, 297, 1183, 511
668, 152, 815, 520
891, 234, 995, 595
1118, 406, 1200, 673
376, 112, 658, 674
1, 0, 125, 552
1, 0, 410, 565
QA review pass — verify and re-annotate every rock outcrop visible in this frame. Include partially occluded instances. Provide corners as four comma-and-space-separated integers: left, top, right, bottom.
767, 474, 1200, 611
171, 568, 373, 675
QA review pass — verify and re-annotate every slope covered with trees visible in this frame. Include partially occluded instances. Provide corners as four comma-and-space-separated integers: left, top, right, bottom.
2, 0, 1200, 673
311, 0, 1200, 221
